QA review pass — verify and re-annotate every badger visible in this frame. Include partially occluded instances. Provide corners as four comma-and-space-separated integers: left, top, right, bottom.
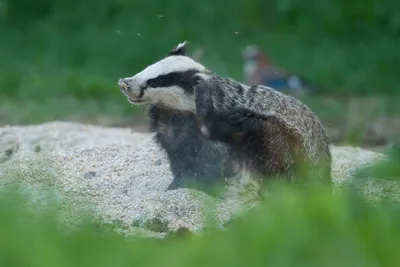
118, 43, 235, 195
118, 41, 332, 200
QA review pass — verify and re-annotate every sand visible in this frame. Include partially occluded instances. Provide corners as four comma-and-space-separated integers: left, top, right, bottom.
0, 121, 393, 237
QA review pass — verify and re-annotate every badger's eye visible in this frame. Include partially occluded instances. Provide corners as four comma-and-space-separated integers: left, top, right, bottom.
147, 76, 164, 88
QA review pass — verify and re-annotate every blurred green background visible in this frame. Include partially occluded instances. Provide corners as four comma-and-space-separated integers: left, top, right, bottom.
0, 0, 399, 143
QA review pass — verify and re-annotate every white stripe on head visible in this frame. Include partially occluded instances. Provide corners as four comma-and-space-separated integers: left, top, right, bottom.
130, 55, 206, 85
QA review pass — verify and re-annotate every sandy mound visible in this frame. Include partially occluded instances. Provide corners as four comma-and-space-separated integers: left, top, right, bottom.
0, 121, 391, 236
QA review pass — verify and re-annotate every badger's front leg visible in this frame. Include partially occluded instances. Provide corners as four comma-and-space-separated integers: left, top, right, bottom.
195, 82, 236, 142
194, 81, 253, 143
193, 80, 214, 138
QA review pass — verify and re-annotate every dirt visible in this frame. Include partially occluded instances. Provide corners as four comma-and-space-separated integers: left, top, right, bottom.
0, 121, 397, 238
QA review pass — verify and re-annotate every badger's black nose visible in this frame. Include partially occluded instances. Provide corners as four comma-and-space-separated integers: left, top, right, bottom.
118, 78, 130, 92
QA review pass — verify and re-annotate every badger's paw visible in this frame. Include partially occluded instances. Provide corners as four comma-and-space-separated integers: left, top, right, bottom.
199, 108, 267, 144
200, 113, 245, 143
215, 108, 256, 129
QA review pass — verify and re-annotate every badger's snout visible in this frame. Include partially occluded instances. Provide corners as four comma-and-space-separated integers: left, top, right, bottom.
118, 78, 131, 93
118, 78, 144, 104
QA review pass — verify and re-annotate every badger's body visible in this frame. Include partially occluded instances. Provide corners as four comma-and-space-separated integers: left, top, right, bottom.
118, 41, 332, 199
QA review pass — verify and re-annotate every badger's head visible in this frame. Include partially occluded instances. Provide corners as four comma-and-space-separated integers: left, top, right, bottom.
118, 41, 207, 112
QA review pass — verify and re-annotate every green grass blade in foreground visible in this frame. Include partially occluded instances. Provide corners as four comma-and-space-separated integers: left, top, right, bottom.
1, 180, 400, 267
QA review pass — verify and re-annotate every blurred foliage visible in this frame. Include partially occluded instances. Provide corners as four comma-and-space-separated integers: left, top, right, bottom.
0, 0, 399, 99
0, 163, 400, 267
354, 142, 400, 181
2, 0, 399, 37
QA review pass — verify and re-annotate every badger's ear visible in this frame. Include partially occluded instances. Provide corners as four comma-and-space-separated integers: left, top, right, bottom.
168, 41, 188, 56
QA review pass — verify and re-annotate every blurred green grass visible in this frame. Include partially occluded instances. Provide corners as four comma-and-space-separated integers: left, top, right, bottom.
0, 0, 399, 127
1, 162, 400, 267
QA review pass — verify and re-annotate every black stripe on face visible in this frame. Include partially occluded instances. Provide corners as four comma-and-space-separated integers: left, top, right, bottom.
146, 69, 200, 93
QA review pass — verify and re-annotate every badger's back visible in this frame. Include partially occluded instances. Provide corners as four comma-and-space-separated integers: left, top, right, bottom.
209, 74, 331, 170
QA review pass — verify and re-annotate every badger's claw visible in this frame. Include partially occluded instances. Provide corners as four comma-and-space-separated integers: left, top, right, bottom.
200, 124, 210, 138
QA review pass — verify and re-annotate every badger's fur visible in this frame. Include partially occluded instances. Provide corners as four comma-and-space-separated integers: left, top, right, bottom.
193, 73, 332, 182
118, 41, 235, 194
118, 41, 332, 201
147, 104, 235, 193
